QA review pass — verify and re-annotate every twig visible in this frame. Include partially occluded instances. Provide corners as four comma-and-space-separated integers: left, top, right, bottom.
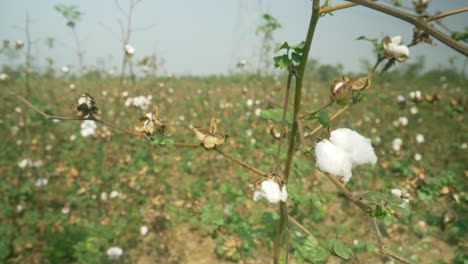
305, 104, 352, 139
321, 170, 412, 263
320, 3, 357, 14
428, 7, 468, 22
323, 172, 372, 213
288, 215, 312, 236
345, 0, 468, 56
214, 148, 267, 177
370, 218, 412, 264
299, 101, 334, 119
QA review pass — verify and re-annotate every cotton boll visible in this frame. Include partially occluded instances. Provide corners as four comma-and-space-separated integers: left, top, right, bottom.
315, 139, 353, 182
140, 226, 149, 236
416, 134, 425, 144
329, 128, 377, 166
253, 180, 287, 203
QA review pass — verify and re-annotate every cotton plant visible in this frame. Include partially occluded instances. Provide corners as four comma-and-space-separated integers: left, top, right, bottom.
16, 0, 463, 261
315, 128, 377, 183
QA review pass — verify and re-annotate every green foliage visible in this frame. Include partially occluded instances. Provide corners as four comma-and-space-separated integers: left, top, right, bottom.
257, 13, 282, 35
357, 36, 385, 58
150, 133, 174, 147
54, 4, 82, 28
273, 41, 306, 69
1, 59, 466, 263
451, 27, 468, 43
296, 235, 329, 263
363, 192, 411, 223
259, 108, 292, 124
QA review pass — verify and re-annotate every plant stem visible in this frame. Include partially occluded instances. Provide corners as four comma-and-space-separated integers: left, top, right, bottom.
428, 7, 468, 22
284, 0, 321, 182
345, 0, 468, 56
71, 27, 84, 75
214, 148, 267, 176
25, 14, 32, 94
299, 101, 333, 119
274, 1, 321, 263
319, 169, 412, 263
305, 103, 352, 139
274, 71, 293, 165
320, 3, 357, 14
323, 173, 371, 213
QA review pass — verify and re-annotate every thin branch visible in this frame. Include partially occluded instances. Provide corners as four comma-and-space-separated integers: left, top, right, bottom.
288, 215, 312, 236
275, 72, 293, 165
114, 0, 128, 17
214, 148, 267, 177
370, 218, 412, 264
320, 3, 357, 14
323, 172, 372, 213
428, 7, 468, 22
345, 0, 468, 56
132, 23, 157, 32
305, 104, 352, 139
319, 169, 412, 263
173, 142, 199, 148
299, 101, 333, 119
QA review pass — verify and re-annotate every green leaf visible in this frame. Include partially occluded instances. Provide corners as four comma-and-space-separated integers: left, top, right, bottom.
298, 236, 329, 262
318, 111, 330, 127
291, 41, 306, 52
273, 54, 291, 69
291, 52, 302, 63
275, 41, 290, 53
150, 134, 174, 148
387, 201, 411, 218
332, 240, 352, 260
259, 108, 291, 124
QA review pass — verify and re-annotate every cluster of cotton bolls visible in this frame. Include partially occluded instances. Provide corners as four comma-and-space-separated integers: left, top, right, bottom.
80, 120, 97, 137
315, 128, 377, 183
34, 177, 48, 187
18, 159, 44, 169
125, 95, 152, 110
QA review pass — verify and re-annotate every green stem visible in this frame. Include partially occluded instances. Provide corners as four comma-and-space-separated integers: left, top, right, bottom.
284, 0, 321, 183
274, 71, 293, 165
273, 1, 321, 263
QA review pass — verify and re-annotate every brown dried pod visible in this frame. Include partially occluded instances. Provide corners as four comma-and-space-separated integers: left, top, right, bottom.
330, 76, 353, 102
192, 117, 227, 149
134, 105, 166, 137
351, 77, 371, 91
267, 120, 285, 139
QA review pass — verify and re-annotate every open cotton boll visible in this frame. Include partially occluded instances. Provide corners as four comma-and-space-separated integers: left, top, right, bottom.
253, 180, 287, 203
315, 139, 353, 182
329, 128, 377, 166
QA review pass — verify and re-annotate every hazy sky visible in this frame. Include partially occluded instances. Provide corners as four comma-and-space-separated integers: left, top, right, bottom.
1, 0, 467, 75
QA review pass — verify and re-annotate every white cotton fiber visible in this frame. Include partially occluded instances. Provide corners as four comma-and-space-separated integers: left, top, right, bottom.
330, 128, 377, 167
315, 139, 353, 182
